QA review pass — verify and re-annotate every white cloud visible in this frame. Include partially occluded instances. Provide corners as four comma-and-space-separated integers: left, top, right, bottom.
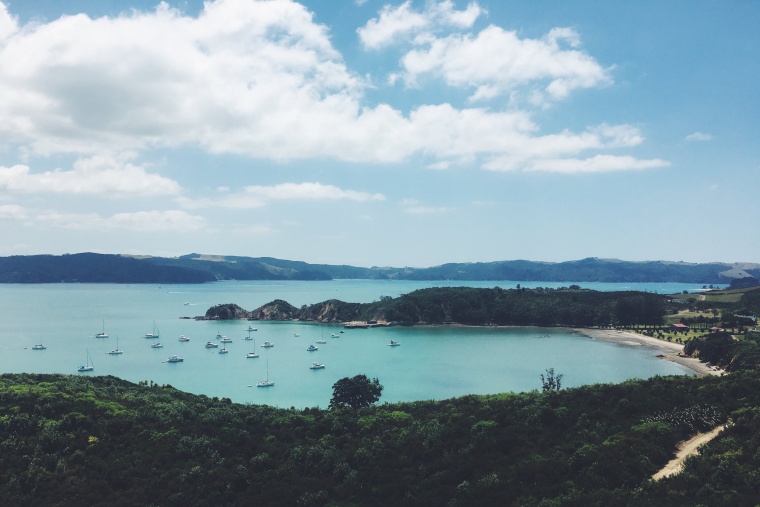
685, 132, 712, 142
0, 203, 26, 219
0, 1, 16, 40
513, 155, 670, 174
0, 0, 658, 175
179, 182, 386, 209
36, 210, 205, 231
358, 1, 484, 50
0, 154, 181, 195
399, 25, 611, 104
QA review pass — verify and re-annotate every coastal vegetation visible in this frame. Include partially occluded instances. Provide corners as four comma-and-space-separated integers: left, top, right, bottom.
207, 286, 671, 327
2, 372, 760, 505
2, 252, 759, 284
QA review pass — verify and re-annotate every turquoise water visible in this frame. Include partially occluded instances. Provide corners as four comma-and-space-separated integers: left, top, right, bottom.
1, 280, 696, 408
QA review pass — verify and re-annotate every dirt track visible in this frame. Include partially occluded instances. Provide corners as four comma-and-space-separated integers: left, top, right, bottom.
652, 425, 725, 480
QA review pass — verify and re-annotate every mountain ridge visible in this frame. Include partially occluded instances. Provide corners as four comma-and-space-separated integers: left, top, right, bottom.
0, 252, 758, 284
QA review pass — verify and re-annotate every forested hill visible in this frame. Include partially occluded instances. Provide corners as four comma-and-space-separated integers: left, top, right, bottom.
1, 252, 759, 284
2, 372, 760, 506
206, 287, 671, 328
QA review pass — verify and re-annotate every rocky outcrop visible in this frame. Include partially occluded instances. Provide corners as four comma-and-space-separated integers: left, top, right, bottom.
249, 299, 300, 320
203, 303, 252, 320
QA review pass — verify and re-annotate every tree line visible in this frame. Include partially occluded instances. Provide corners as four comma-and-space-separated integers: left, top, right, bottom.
209, 286, 669, 327
2, 371, 760, 505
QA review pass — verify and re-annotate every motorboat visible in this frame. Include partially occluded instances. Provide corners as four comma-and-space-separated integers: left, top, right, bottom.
309, 362, 325, 369
32, 344, 47, 350
307, 344, 318, 351
388, 340, 401, 347
261, 341, 274, 348
316, 338, 326, 344
217, 334, 232, 343
205, 341, 219, 348
166, 355, 184, 363
178, 335, 190, 342
151, 343, 163, 349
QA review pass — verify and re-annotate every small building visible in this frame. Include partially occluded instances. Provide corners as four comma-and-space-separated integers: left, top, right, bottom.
672, 323, 689, 333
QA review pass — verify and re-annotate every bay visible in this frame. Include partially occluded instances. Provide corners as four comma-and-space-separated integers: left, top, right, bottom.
1, 280, 698, 408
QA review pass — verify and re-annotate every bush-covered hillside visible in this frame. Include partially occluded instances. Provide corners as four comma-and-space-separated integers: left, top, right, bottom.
2, 372, 760, 506
212, 287, 669, 327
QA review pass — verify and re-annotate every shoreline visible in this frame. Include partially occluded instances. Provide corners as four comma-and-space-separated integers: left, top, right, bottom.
574, 327, 721, 377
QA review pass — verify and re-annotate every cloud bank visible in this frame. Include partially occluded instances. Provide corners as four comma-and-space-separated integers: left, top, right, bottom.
0, 0, 663, 174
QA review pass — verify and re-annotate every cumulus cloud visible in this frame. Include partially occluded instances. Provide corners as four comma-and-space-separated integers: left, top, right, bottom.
398, 25, 611, 103
0, 0, 660, 175
36, 210, 205, 231
358, 0, 484, 49
0, 155, 181, 195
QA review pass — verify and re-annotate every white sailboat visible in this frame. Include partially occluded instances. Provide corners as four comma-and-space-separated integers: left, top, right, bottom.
108, 336, 123, 355
246, 338, 259, 358
96, 319, 108, 339
144, 321, 160, 339
257, 358, 274, 387
78, 349, 94, 372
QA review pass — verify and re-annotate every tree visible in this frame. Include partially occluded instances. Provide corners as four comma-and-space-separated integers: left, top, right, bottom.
540, 368, 563, 392
329, 374, 383, 409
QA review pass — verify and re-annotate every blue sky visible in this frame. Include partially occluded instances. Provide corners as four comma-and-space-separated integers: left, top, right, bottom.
0, 0, 757, 267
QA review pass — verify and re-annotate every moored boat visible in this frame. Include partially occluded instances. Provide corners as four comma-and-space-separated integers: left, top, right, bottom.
309, 362, 325, 369
166, 355, 184, 363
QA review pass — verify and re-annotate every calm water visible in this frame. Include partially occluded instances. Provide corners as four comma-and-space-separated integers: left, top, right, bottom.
1, 280, 698, 408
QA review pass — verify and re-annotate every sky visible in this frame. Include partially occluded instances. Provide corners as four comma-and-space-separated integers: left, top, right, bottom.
0, 0, 757, 268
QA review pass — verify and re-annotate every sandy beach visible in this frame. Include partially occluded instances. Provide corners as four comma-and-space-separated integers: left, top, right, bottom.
575, 328, 722, 377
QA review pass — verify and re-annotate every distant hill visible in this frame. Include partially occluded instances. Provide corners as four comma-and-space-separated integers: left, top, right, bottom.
0, 253, 758, 284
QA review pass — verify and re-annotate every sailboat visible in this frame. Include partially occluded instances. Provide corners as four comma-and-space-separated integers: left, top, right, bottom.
96, 319, 108, 339
244, 328, 254, 341
316, 329, 326, 344
78, 349, 94, 372
108, 336, 123, 355
144, 321, 160, 339
246, 337, 259, 358
257, 358, 274, 387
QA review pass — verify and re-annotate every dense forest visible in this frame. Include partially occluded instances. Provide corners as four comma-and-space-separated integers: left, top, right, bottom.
2, 372, 760, 506
2, 253, 759, 284
206, 287, 670, 327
